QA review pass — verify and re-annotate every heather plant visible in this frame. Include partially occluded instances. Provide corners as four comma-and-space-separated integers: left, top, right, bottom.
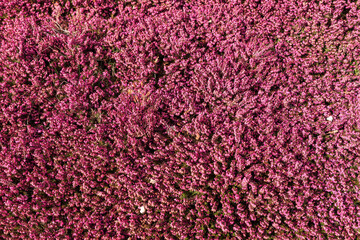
1, 0, 360, 239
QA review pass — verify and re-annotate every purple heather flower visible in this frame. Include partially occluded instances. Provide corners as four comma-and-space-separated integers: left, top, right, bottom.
1, 0, 360, 239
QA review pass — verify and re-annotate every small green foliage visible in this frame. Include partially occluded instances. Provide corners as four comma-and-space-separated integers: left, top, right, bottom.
214, 210, 223, 216
180, 190, 201, 199
113, 47, 121, 53
180, 162, 190, 168
297, 228, 306, 235
350, 165, 358, 170
351, 177, 360, 186
7, 57, 20, 63
209, 223, 216, 229
97, 140, 109, 147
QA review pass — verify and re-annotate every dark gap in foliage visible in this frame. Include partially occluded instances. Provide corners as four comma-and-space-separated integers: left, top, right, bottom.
75, 185, 81, 193
249, 84, 260, 95
84, 206, 92, 212
308, 220, 315, 228
215, 136, 222, 144
288, 180, 294, 187
38, 191, 52, 200
24, 215, 31, 223
252, 171, 268, 185
26, 188, 34, 203
144, 143, 156, 154
208, 173, 216, 182
345, 26, 355, 37
216, 50, 224, 56
123, 2, 133, 8
153, 50, 166, 89
310, 71, 325, 78
11, 176, 20, 185
337, 7, 351, 21
98, 6, 114, 19
270, 85, 280, 92
106, 166, 118, 174
66, 228, 73, 236
325, 17, 332, 28
153, 158, 165, 165
251, 215, 262, 228
173, 172, 182, 179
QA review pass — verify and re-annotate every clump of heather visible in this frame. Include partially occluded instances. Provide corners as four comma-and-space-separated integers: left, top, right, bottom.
1, 0, 360, 239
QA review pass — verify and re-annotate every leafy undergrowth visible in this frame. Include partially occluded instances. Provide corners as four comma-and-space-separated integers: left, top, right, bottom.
1, 0, 360, 239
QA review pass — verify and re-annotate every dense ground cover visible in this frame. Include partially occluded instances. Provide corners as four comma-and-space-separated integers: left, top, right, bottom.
1, 0, 360, 239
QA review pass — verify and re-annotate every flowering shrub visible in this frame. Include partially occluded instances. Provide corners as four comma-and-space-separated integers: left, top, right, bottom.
1, 0, 360, 239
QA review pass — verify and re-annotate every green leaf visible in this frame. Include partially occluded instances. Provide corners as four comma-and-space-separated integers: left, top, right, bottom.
180, 190, 201, 199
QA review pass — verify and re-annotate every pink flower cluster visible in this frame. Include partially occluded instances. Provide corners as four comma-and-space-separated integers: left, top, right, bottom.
1, 0, 360, 239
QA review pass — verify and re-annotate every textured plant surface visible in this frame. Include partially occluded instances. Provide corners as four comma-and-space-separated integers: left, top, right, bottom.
1, 0, 360, 239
